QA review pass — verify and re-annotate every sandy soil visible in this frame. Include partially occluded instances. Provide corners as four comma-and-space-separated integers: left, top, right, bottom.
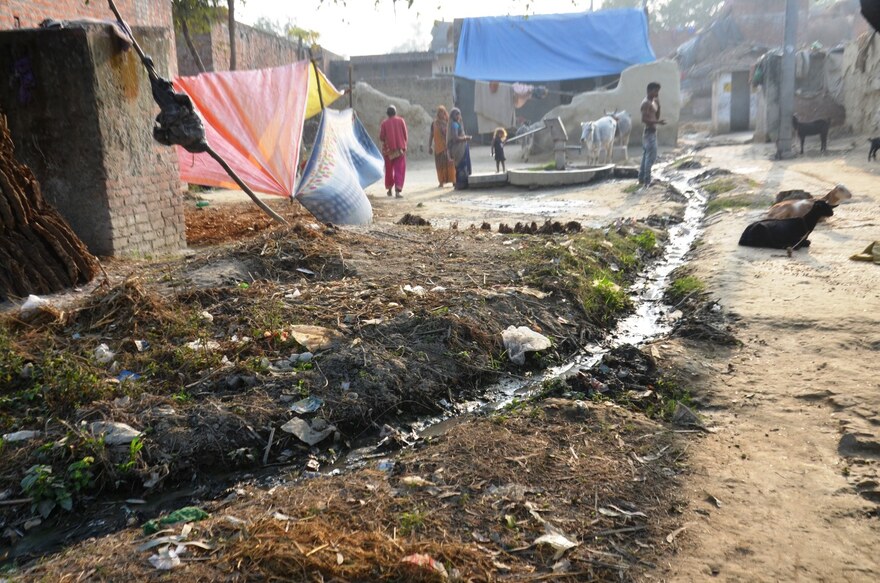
660, 136, 880, 581
201, 149, 680, 230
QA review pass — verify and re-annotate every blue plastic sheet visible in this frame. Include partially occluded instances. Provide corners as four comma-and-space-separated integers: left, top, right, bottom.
294, 109, 382, 226
455, 9, 656, 82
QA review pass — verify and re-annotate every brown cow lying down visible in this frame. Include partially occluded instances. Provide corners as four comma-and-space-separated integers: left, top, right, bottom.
766, 184, 852, 220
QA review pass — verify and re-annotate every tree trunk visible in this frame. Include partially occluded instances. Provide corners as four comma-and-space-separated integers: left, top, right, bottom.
228, 0, 237, 71
180, 17, 206, 74
0, 115, 98, 301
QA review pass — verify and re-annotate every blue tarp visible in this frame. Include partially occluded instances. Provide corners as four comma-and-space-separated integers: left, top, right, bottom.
294, 108, 382, 226
455, 9, 656, 82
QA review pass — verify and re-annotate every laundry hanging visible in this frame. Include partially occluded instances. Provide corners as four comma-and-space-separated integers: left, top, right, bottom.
294, 108, 382, 226
174, 61, 342, 196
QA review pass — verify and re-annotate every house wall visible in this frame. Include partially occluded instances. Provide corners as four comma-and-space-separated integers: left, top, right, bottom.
177, 21, 308, 76
365, 77, 453, 127
0, 26, 184, 256
534, 60, 681, 151
712, 71, 758, 133
350, 57, 434, 81
842, 32, 880, 134
0, 0, 171, 30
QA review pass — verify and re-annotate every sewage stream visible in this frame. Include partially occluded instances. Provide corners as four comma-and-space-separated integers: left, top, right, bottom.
3, 165, 708, 565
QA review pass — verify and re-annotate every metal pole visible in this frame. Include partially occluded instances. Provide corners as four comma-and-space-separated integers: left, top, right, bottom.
777, 0, 799, 159
348, 63, 353, 109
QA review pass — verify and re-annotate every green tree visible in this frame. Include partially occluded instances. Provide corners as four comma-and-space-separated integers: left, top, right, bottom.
600, 0, 725, 30
171, 0, 223, 73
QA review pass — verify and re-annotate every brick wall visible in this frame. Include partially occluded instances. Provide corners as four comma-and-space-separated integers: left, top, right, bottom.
177, 20, 308, 76
0, 0, 171, 30
0, 25, 184, 256
365, 77, 453, 125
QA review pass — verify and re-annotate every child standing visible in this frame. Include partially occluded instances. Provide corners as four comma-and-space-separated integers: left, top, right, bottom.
492, 128, 507, 173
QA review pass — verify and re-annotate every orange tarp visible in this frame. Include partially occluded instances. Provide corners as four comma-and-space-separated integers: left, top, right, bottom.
174, 61, 340, 197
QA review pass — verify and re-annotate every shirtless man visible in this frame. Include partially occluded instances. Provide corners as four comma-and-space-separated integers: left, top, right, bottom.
638, 82, 666, 187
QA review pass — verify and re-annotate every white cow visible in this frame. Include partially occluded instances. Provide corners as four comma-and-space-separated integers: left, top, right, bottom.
580, 115, 617, 165
515, 121, 542, 162
607, 110, 632, 160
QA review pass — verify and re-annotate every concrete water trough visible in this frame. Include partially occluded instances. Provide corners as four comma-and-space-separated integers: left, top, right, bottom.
507, 164, 615, 187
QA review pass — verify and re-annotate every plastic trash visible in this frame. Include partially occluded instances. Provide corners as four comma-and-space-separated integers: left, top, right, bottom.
134, 340, 149, 352
143, 506, 210, 535
534, 532, 578, 560
184, 339, 220, 352
501, 326, 552, 365
400, 554, 448, 579
402, 284, 426, 296
290, 396, 323, 414
19, 294, 49, 316
90, 421, 142, 446
289, 326, 340, 352
2, 430, 41, 443
117, 370, 141, 382
195, 200, 210, 208
148, 546, 181, 570
281, 417, 336, 445
94, 343, 115, 365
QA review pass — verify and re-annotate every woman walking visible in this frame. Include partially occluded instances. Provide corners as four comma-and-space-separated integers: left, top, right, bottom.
428, 106, 455, 187
446, 108, 472, 190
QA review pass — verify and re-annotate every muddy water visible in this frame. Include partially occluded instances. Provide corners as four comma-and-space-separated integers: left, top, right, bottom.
4, 166, 707, 565
417, 166, 707, 435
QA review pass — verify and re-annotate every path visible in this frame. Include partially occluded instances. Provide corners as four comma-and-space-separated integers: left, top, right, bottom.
663, 138, 880, 581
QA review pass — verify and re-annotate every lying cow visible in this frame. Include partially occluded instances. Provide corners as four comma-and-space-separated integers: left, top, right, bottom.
766, 184, 851, 220
739, 200, 834, 250
580, 115, 617, 165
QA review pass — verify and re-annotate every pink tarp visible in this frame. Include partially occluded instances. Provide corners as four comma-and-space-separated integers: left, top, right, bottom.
174, 61, 310, 196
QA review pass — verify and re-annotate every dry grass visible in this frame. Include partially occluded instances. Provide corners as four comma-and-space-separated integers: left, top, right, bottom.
22, 399, 682, 582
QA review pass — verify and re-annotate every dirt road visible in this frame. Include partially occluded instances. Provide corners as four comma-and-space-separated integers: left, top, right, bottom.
663, 138, 880, 581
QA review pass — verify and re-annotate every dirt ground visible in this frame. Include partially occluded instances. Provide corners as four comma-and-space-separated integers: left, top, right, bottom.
657, 135, 880, 581
4, 135, 880, 581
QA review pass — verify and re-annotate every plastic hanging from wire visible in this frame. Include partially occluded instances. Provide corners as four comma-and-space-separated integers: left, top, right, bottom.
294, 108, 383, 226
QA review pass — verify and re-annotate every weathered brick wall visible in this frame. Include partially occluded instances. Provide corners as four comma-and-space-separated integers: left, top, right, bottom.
0, 0, 171, 30
364, 77, 454, 128
0, 25, 184, 256
177, 20, 306, 76
92, 27, 185, 256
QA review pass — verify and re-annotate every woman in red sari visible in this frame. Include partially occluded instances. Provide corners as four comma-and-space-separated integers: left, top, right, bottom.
428, 106, 455, 187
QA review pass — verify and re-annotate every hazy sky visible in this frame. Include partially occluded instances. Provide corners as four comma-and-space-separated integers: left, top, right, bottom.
238, 0, 607, 57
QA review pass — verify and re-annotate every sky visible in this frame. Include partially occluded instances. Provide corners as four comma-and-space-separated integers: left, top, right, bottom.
237, 0, 610, 57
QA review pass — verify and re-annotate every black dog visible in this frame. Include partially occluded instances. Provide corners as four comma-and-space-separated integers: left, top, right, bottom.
869, 137, 880, 161
738, 200, 834, 250
792, 115, 829, 154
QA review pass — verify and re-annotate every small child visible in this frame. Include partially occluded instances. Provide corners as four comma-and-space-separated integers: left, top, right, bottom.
492, 128, 507, 173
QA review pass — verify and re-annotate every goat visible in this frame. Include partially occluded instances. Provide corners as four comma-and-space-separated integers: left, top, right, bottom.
739, 200, 834, 250
791, 115, 829, 154
868, 137, 880, 161
580, 115, 616, 165
606, 110, 632, 160
766, 184, 851, 220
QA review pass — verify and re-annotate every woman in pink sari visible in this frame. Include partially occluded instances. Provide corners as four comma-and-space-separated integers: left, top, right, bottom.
428, 106, 455, 187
